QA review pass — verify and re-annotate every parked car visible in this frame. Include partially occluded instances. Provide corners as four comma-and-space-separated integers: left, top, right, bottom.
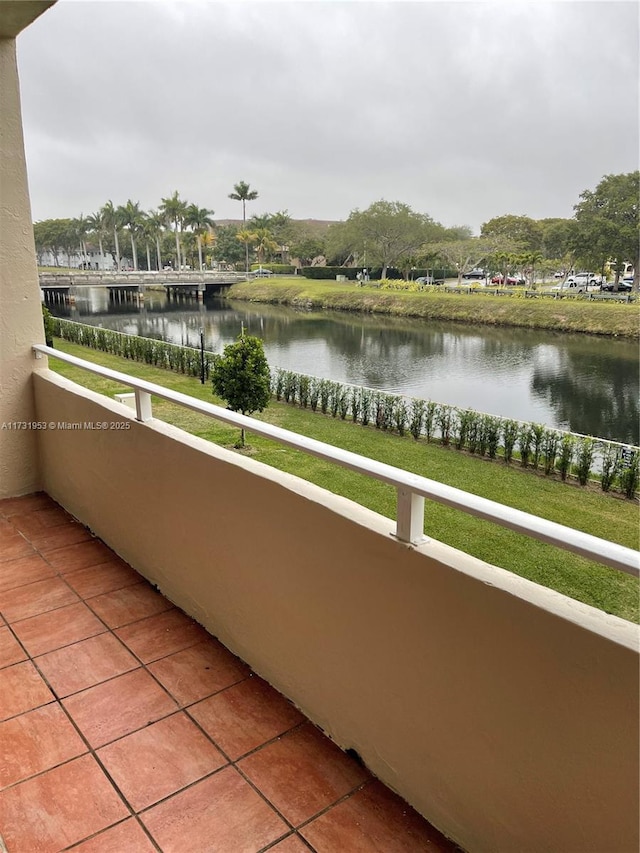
491, 274, 525, 286
566, 272, 602, 287
252, 269, 273, 277
601, 279, 633, 293
462, 269, 487, 279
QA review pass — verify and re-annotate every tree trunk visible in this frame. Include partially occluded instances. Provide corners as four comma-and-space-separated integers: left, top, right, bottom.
242, 200, 248, 273
156, 237, 162, 271
174, 228, 181, 270
130, 233, 138, 271
197, 235, 203, 271
146, 243, 151, 272
114, 228, 121, 271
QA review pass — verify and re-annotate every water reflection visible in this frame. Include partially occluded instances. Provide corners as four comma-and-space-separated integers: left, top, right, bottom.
49, 290, 639, 444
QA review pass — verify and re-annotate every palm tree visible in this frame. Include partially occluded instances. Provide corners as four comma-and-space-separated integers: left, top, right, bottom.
185, 204, 215, 271
252, 228, 278, 264
160, 191, 188, 270
86, 209, 108, 270
146, 210, 166, 270
101, 201, 122, 271
118, 200, 144, 271
75, 214, 90, 267
229, 181, 258, 272
139, 215, 158, 271
249, 213, 272, 230
236, 229, 257, 269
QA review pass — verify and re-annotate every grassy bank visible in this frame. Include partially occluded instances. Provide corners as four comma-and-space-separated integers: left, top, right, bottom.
225, 278, 639, 338
48, 339, 639, 622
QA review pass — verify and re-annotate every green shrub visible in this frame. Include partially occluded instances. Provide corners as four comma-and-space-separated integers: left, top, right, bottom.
283, 371, 297, 403
519, 425, 533, 468
600, 443, 619, 492
319, 379, 331, 414
486, 417, 501, 460
531, 423, 546, 469
437, 405, 453, 446
298, 375, 310, 408
502, 420, 519, 464
619, 451, 639, 499
338, 388, 349, 420
309, 377, 320, 412
297, 266, 359, 280
393, 399, 409, 436
424, 401, 438, 442
360, 388, 372, 426
542, 429, 559, 475
410, 400, 425, 441
557, 434, 575, 481
41, 305, 56, 346
576, 438, 595, 485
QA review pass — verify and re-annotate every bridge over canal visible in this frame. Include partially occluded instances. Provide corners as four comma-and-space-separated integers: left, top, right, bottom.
40, 271, 248, 303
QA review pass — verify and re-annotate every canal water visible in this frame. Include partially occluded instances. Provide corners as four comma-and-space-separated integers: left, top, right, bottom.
48, 289, 639, 446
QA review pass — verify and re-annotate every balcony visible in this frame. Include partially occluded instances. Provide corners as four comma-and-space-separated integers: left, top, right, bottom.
0, 354, 635, 852
1, 491, 458, 851
2, 6, 636, 849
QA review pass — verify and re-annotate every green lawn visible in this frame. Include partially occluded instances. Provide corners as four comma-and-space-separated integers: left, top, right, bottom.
48, 339, 639, 622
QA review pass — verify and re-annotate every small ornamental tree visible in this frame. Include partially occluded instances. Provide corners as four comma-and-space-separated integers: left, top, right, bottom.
211, 331, 270, 447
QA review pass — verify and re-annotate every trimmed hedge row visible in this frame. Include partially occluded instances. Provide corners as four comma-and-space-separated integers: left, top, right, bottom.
271, 368, 639, 498
53, 318, 217, 380
50, 319, 639, 498
297, 267, 457, 280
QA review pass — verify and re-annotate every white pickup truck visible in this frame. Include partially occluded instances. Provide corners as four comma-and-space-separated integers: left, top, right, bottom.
565, 272, 603, 291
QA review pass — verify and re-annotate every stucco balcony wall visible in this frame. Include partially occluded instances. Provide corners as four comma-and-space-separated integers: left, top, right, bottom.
34, 368, 639, 853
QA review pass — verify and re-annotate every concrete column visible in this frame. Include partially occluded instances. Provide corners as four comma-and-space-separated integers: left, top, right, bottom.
0, 36, 44, 496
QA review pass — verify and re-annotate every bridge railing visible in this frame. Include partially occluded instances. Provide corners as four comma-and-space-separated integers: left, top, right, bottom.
39, 271, 248, 286
33, 344, 639, 578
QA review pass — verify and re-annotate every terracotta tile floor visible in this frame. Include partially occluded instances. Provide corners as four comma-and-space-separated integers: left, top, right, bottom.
0, 493, 461, 853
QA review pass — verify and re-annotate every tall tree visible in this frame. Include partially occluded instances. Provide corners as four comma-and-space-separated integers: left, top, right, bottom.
236, 228, 257, 267
101, 201, 122, 271
75, 214, 89, 267
251, 228, 278, 264
86, 209, 108, 269
432, 237, 498, 284
118, 200, 144, 271
185, 204, 215, 270
160, 191, 188, 270
480, 215, 543, 252
212, 225, 245, 266
146, 210, 166, 271
573, 172, 639, 289
328, 200, 437, 278
229, 180, 259, 272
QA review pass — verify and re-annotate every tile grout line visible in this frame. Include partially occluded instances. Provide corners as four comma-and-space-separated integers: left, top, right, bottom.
1, 497, 425, 853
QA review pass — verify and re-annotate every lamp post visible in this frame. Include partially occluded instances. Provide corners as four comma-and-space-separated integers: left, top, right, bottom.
200, 328, 205, 385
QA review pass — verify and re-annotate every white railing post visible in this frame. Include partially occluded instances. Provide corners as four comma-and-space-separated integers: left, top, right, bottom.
134, 389, 153, 422
396, 488, 425, 545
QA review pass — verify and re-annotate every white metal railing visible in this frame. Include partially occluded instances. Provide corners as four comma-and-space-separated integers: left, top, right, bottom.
33, 344, 639, 578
